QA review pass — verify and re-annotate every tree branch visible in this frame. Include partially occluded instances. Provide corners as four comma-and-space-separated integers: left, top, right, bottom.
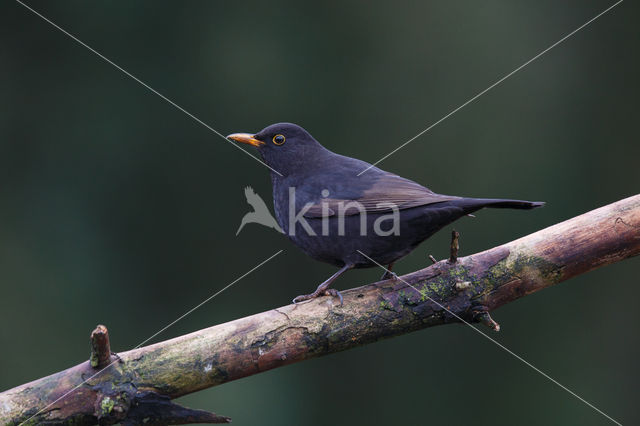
2, 195, 639, 425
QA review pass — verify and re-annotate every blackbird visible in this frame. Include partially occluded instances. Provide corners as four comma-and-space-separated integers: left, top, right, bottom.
227, 123, 543, 304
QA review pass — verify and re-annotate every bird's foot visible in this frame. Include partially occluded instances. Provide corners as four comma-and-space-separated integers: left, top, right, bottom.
292, 293, 313, 304
380, 270, 398, 281
292, 264, 351, 306
324, 288, 344, 305
292, 288, 343, 306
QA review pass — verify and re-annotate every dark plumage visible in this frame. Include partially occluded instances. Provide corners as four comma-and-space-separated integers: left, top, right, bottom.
227, 123, 543, 303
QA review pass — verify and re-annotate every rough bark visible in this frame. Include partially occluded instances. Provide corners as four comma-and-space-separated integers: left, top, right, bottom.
89, 325, 112, 369
1, 195, 639, 425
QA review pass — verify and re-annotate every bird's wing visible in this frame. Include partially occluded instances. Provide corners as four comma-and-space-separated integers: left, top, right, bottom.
304, 173, 460, 218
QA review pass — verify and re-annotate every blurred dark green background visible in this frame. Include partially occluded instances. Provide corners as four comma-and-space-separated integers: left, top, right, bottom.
1, 1, 638, 425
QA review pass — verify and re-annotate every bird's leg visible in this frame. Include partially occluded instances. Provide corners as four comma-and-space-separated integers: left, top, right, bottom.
380, 262, 397, 281
293, 264, 353, 305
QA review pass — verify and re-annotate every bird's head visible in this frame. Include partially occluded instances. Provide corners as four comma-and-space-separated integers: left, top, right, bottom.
227, 123, 327, 176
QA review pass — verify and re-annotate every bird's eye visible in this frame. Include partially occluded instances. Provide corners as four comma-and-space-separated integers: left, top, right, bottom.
273, 134, 286, 145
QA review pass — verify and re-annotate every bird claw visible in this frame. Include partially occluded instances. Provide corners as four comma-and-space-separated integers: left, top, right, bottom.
381, 271, 398, 281
323, 288, 344, 306
292, 294, 312, 304
292, 289, 343, 306
292, 264, 351, 305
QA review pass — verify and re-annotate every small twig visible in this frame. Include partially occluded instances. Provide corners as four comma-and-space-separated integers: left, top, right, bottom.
449, 230, 460, 263
90, 325, 111, 369
92, 326, 232, 424
428, 254, 438, 264
473, 310, 501, 332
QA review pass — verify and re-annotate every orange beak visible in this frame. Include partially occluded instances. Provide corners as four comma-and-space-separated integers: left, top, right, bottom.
226, 133, 265, 147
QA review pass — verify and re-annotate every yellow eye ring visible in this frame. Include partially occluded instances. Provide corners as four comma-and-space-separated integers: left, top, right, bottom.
273, 134, 286, 145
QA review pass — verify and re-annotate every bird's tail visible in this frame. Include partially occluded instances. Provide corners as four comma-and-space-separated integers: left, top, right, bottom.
452, 198, 545, 211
